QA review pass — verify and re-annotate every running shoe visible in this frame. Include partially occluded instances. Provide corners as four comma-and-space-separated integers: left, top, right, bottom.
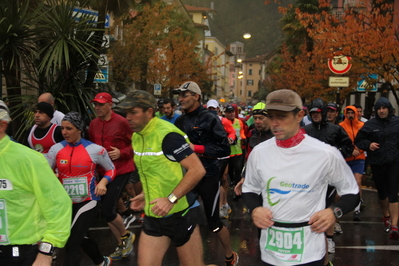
225, 251, 239, 266
327, 238, 335, 254
123, 214, 136, 229
334, 222, 343, 234
109, 245, 122, 261
103, 256, 112, 266
360, 199, 365, 211
389, 226, 399, 240
219, 206, 229, 219
383, 216, 391, 233
121, 231, 135, 257
353, 211, 361, 221
225, 204, 232, 214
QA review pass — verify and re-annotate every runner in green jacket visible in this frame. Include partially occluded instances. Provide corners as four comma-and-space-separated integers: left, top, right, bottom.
0, 109, 72, 266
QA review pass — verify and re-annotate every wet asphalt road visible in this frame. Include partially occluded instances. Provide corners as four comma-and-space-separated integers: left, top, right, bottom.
52, 189, 399, 266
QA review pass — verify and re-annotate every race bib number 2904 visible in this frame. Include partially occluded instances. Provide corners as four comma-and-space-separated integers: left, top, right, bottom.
265, 226, 304, 263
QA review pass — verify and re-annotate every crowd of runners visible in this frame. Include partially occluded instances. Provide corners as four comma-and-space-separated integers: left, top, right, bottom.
1, 84, 398, 266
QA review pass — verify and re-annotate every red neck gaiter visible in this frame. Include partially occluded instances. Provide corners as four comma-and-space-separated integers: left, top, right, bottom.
276, 128, 305, 148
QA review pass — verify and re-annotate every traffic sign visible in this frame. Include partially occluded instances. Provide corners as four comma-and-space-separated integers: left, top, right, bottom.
357, 74, 378, 92
329, 77, 349, 87
328, 55, 352, 74
154, 84, 162, 95
98, 54, 108, 66
93, 68, 108, 83
73, 8, 110, 28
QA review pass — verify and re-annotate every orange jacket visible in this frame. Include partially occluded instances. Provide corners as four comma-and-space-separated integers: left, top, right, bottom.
339, 106, 365, 161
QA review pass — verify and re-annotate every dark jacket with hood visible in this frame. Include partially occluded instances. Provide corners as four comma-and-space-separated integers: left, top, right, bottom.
304, 98, 353, 158
355, 97, 399, 165
175, 105, 230, 177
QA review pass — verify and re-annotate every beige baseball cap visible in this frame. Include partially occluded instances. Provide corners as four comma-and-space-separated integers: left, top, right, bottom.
266, 89, 303, 112
173, 81, 202, 95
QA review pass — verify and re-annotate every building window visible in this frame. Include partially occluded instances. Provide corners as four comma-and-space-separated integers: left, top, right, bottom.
248, 90, 252, 97
249, 64, 252, 66
240, 89, 242, 95
248, 69, 253, 75
247, 80, 254, 85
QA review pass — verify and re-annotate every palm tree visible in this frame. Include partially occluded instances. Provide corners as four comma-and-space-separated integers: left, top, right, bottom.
0, 0, 42, 138
0, 0, 105, 140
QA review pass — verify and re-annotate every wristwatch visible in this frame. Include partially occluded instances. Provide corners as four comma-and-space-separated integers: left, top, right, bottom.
167, 193, 178, 204
329, 206, 343, 219
38, 242, 55, 256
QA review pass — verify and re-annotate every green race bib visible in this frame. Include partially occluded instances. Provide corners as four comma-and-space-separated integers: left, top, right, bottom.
265, 226, 305, 263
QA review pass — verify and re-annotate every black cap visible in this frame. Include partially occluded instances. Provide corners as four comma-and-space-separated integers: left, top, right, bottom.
327, 103, 338, 111
225, 105, 235, 113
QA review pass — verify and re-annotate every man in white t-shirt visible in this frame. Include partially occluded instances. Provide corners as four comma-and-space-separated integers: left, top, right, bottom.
242, 89, 359, 266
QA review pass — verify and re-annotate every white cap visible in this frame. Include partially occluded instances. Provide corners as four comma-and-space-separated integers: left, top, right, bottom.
207, 99, 219, 109
0, 101, 9, 113
0, 109, 11, 122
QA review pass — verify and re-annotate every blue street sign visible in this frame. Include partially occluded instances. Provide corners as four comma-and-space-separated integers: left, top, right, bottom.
93, 68, 108, 83
154, 84, 162, 95
73, 8, 110, 28
357, 74, 378, 92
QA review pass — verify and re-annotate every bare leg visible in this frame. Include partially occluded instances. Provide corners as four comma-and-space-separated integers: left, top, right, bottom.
389, 202, 399, 227
177, 227, 218, 266
137, 231, 170, 266
220, 186, 227, 207
216, 226, 233, 258
379, 198, 390, 217
354, 173, 363, 199
108, 214, 129, 244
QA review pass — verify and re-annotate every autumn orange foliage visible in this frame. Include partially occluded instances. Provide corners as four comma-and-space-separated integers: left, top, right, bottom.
268, 0, 399, 105
108, 2, 211, 96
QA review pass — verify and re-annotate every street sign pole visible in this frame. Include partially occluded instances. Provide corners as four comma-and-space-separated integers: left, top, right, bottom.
336, 87, 340, 106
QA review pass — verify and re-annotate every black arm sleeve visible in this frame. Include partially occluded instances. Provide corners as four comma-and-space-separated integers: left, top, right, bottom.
162, 132, 193, 162
331, 193, 360, 215
243, 192, 263, 215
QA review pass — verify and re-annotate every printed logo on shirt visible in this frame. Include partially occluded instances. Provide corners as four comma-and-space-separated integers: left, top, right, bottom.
266, 177, 312, 206
97, 148, 106, 156
60, 160, 68, 164
34, 144, 44, 153
173, 143, 190, 155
